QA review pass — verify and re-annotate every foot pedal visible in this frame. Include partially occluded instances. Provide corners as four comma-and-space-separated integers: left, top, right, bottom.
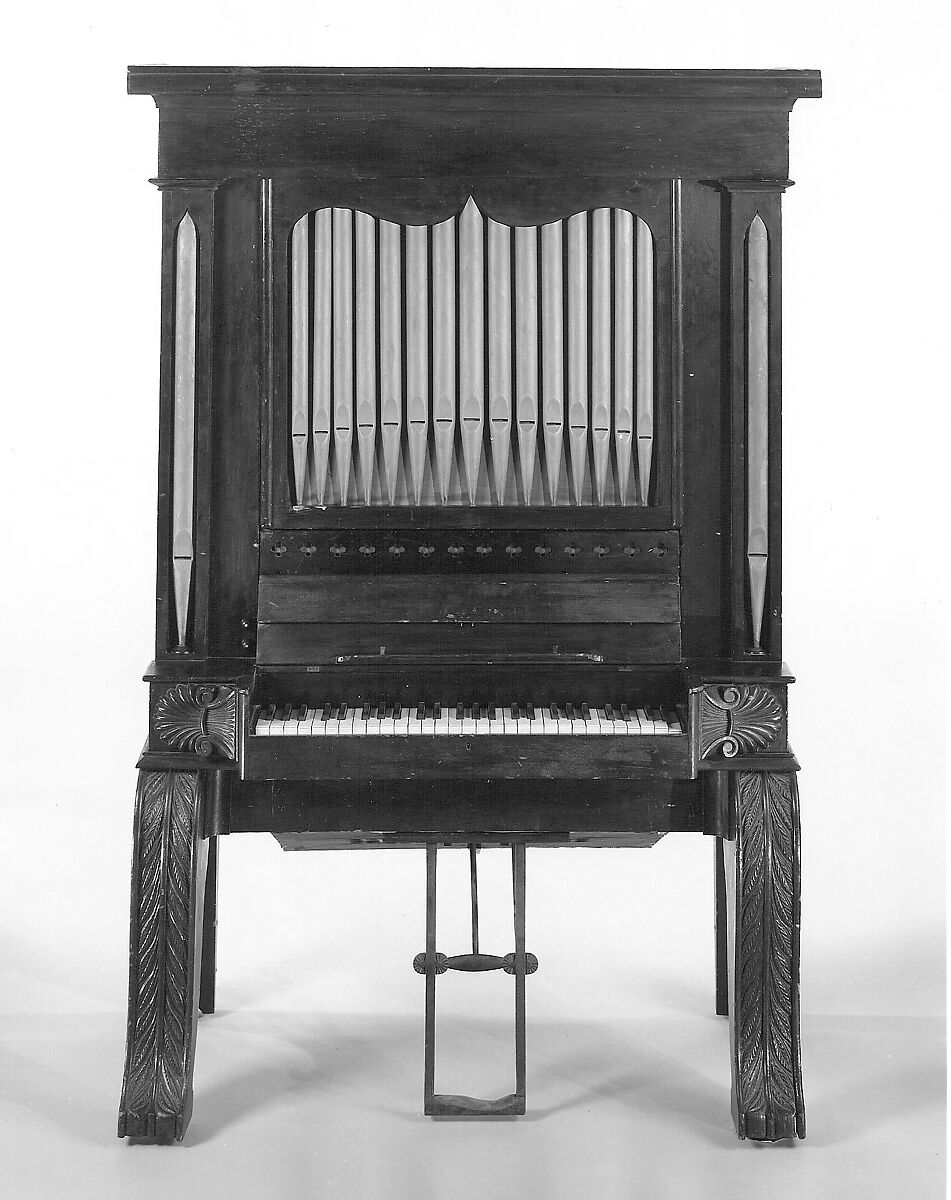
413, 843, 537, 1116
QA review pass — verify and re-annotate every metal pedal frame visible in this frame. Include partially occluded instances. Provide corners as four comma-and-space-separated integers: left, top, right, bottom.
414, 842, 537, 1116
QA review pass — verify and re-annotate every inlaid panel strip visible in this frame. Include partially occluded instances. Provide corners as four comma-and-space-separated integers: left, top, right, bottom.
171, 212, 197, 649
746, 214, 769, 652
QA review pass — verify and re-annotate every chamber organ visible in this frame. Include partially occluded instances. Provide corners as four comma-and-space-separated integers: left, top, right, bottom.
119, 66, 820, 1142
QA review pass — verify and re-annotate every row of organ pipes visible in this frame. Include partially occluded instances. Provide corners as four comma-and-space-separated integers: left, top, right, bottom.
289, 198, 655, 507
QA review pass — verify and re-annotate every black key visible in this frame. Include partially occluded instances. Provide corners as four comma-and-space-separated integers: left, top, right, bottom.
620, 704, 631, 721
361, 703, 371, 720
278, 704, 292, 721
336, 702, 347, 719
478, 704, 487, 720
434, 703, 441, 719
487, 704, 496, 720
604, 704, 615, 720
249, 704, 262, 731
417, 703, 425, 721
565, 703, 575, 720
526, 704, 535, 720
263, 704, 276, 721
456, 703, 464, 720
549, 703, 558, 719
321, 702, 333, 720
464, 704, 473, 720
394, 703, 402, 719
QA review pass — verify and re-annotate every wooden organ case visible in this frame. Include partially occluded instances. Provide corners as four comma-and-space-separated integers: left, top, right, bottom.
119, 66, 821, 1141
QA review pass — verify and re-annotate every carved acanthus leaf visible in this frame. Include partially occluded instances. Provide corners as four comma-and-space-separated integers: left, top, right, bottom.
734, 771, 803, 1140
119, 770, 202, 1139
699, 684, 782, 760
154, 685, 237, 758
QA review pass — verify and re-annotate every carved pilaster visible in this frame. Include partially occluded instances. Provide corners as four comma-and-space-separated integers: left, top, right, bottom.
723, 770, 804, 1140
151, 684, 238, 759
118, 770, 208, 1140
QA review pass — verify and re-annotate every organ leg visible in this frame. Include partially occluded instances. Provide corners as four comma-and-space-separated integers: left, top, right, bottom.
714, 837, 729, 1016
199, 835, 218, 1015
721, 770, 805, 1140
118, 769, 208, 1140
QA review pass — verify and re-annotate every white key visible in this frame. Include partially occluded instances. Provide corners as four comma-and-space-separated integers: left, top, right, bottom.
437, 707, 451, 736
667, 710, 683, 735
298, 707, 316, 736
594, 708, 614, 735
446, 708, 463, 736
473, 708, 489, 737
461, 707, 477, 736
365, 707, 382, 737
255, 709, 273, 737
395, 708, 411, 736
336, 707, 355, 736
422, 708, 437, 736
325, 708, 344, 737
515, 708, 531, 736
551, 707, 571, 736
526, 709, 545, 736
486, 709, 502, 735
379, 708, 396, 736
650, 708, 670, 735
636, 707, 652, 734
539, 708, 553, 734
582, 707, 601, 734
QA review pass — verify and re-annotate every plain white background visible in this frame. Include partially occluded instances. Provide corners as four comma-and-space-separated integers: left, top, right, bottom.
0, 2, 946, 1197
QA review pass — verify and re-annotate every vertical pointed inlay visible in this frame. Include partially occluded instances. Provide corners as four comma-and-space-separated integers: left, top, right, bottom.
171, 212, 197, 650
746, 214, 770, 652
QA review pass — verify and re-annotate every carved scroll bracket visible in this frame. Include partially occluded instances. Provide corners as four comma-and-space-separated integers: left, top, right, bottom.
152, 685, 237, 759
695, 684, 784, 762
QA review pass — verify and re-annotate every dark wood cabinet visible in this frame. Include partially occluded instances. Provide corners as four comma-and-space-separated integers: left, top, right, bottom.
118, 66, 820, 1141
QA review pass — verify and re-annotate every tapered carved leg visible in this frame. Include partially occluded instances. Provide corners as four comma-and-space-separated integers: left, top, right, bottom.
721, 771, 805, 1141
118, 770, 208, 1140
199, 835, 217, 1015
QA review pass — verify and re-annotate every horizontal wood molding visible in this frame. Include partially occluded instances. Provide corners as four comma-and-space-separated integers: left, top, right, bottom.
258, 574, 679, 625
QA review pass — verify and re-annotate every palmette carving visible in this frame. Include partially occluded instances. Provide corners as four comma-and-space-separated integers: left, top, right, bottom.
118, 770, 204, 1139
154, 685, 237, 758
733, 771, 804, 1140
699, 684, 782, 760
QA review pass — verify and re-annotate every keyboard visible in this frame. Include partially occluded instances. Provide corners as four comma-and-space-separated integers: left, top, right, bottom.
251, 702, 684, 737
